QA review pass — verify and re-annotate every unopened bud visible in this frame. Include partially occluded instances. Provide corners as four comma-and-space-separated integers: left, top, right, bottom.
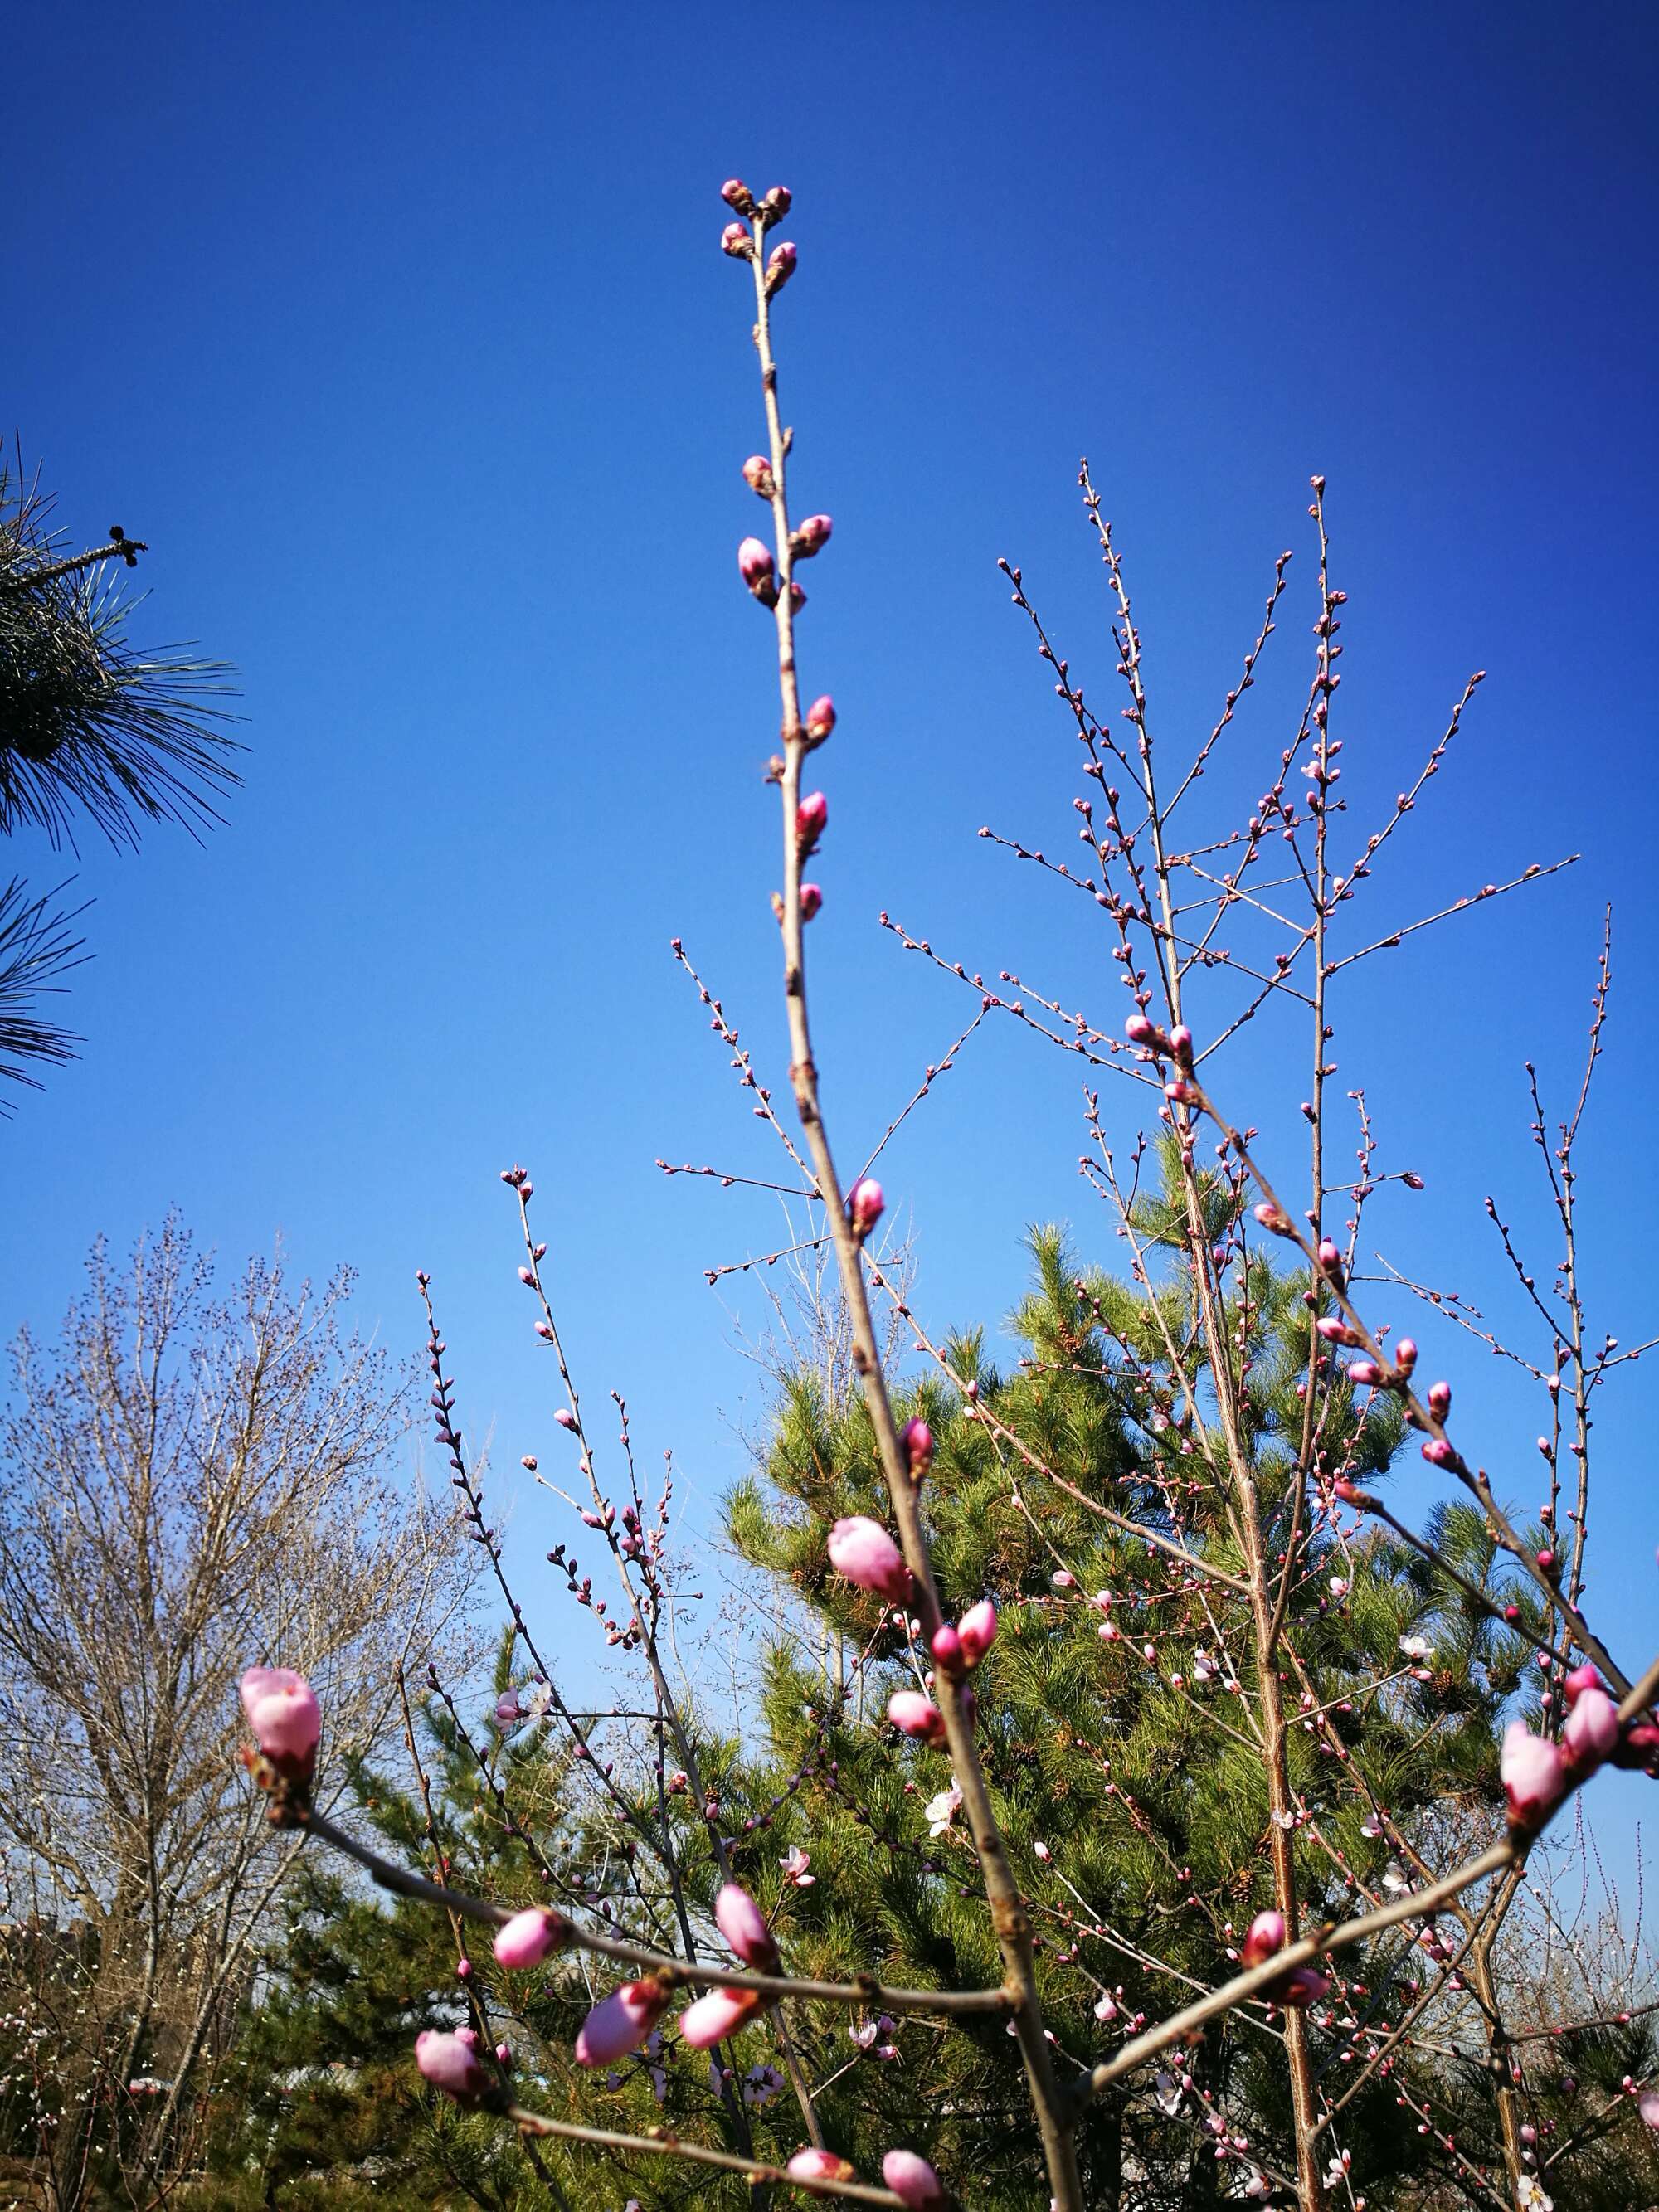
720, 178, 756, 216
761, 184, 792, 219
738, 537, 776, 604
1427, 1380, 1452, 1421
796, 790, 828, 855
742, 455, 776, 498
847, 1175, 884, 1242
792, 513, 833, 558
721, 221, 751, 258
765, 241, 797, 295
805, 693, 836, 739
799, 882, 823, 921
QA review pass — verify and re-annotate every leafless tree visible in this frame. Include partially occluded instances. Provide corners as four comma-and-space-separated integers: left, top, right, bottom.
0, 1213, 473, 2207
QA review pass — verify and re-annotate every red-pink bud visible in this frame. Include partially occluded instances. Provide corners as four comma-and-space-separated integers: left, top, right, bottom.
1168, 1023, 1194, 1061
883, 2150, 946, 2208
888, 1691, 947, 1746
792, 513, 833, 558
721, 221, 751, 258
828, 1515, 912, 1601
554, 1408, 577, 1431
805, 694, 836, 739
1315, 1315, 1354, 1345
788, 2150, 856, 2182
1501, 1721, 1567, 1834
1563, 1686, 1620, 1777
720, 178, 757, 216
787, 580, 806, 612
765, 240, 797, 294
1394, 1337, 1418, 1373
958, 1599, 998, 1666
903, 1417, 934, 1476
800, 882, 823, 921
847, 1176, 884, 1241
1422, 1438, 1456, 1468
1241, 1909, 1286, 1966
493, 1908, 568, 1971
930, 1624, 966, 1677
738, 537, 776, 592
679, 1985, 763, 2049
1427, 1380, 1452, 1421
575, 1979, 670, 2067
1253, 1202, 1292, 1235
1124, 1014, 1155, 1045
240, 1666, 321, 1777
1564, 1663, 1603, 1706
715, 1883, 780, 1974
796, 789, 829, 853
761, 185, 792, 218
415, 2027, 490, 2105
1275, 1965, 1331, 2009
1347, 1361, 1383, 1387
742, 455, 776, 498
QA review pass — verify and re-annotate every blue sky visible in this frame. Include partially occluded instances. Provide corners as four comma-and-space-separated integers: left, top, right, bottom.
6, 3, 1659, 1858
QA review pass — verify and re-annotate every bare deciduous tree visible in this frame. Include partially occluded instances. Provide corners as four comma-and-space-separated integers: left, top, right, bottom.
0, 1213, 473, 2207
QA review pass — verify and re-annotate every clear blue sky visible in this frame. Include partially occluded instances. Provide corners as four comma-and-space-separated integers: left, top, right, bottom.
6, 3, 1659, 1855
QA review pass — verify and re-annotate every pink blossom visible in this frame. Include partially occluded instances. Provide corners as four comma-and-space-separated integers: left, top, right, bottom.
679, 1986, 762, 2049
957, 1599, 998, 1667
805, 694, 836, 739
1501, 1721, 1567, 1834
575, 1980, 670, 2067
1241, 1910, 1286, 1967
715, 1883, 780, 1974
1563, 1686, 1620, 1776
415, 2027, 489, 2105
888, 1691, 947, 1746
239, 1666, 320, 1773
493, 1908, 568, 1971
779, 1845, 815, 1887
883, 2149, 946, 2207
828, 1515, 911, 1600
787, 2149, 856, 2182
847, 1176, 884, 1240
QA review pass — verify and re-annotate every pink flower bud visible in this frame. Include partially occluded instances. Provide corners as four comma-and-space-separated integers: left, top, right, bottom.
1241, 1910, 1286, 1966
903, 1417, 934, 1476
1347, 1361, 1383, 1387
575, 1979, 670, 2067
239, 1666, 321, 1776
1168, 1023, 1194, 1061
720, 178, 756, 216
1427, 1380, 1452, 1420
1315, 1316, 1352, 1345
958, 1599, 998, 1666
888, 1691, 947, 1745
721, 221, 751, 257
1316, 1237, 1341, 1274
805, 694, 836, 739
788, 579, 806, 611
1564, 1663, 1603, 1705
828, 1515, 912, 1601
742, 455, 776, 498
930, 1624, 966, 1677
455, 1957, 473, 1981
1615, 1719, 1659, 1770
1563, 1686, 1620, 1777
714, 1883, 780, 1974
1275, 1965, 1331, 2009
883, 2150, 946, 2208
1253, 1203, 1292, 1234
1642, 2091, 1659, 2131
793, 514, 833, 558
738, 537, 776, 591
554, 1407, 577, 1430
762, 185, 793, 218
494, 2042, 511, 2066
847, 1176, 884, 1240
493, 1908, 568, 1971
800, 882, 823, 921
1501, 1721, 1567, 1834
796, 790, 829, 853
1394, 1337, 1418, 1373
787, 2150, 856, 2183
679, 1985, 763, 2049
1124, 1014, 1155, 1045
416, 2027, 490, 2105
765, 241, 797, 294
1421, 1438, 1456, 1468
